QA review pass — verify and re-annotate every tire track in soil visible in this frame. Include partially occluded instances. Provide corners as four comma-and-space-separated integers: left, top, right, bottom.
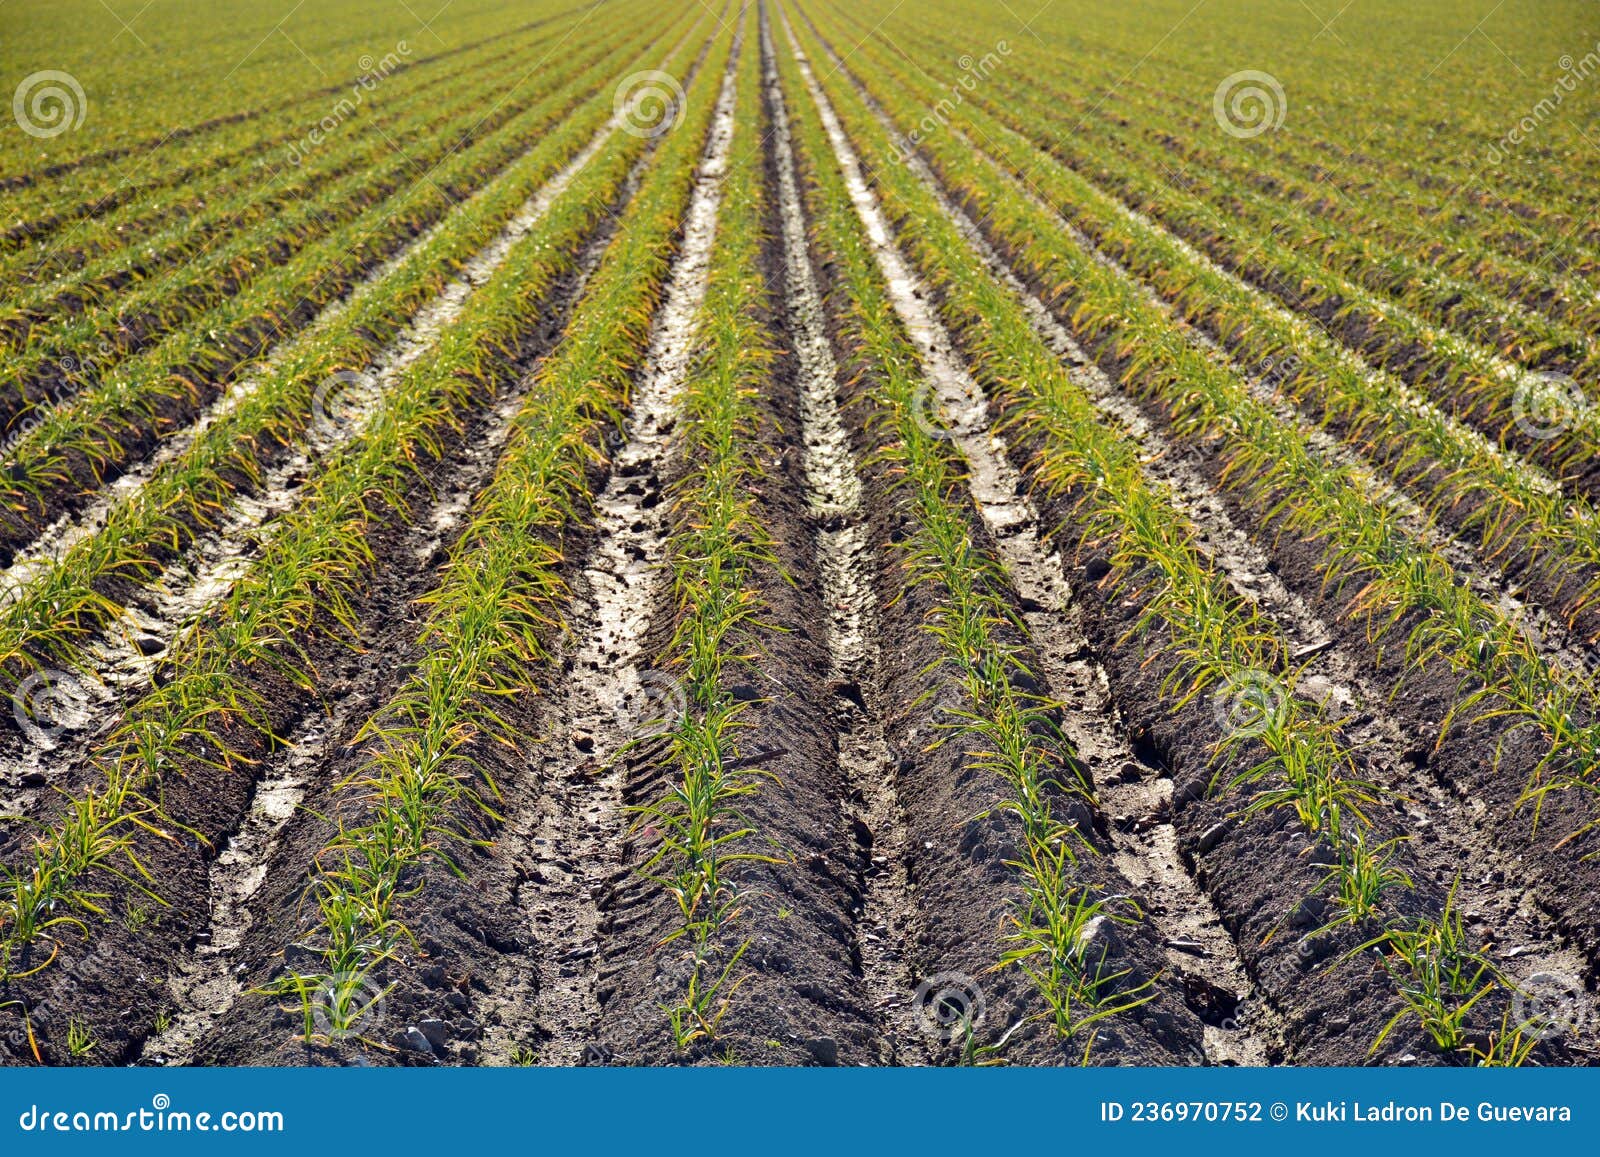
0, 52, 678, 825
477, 28, 743, 1065
804, 30, 1600, 1059
786, 17, 1253, 1065
763, 13, 924, 1064
101, 82, 683, 1065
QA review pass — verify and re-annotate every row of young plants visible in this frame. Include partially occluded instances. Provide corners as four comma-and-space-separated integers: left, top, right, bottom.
0, 12, 720, 990
0, 0, 590, 192
0, 10, 593, 345
1091, 69, 1600, 340
629, 25, 780, 1052
0, 14, 689, 682
1007, 0, 1600, 257
785, 4, 1552, 1063
272, 16, 739, 1041
823, 3, 1600, 499
0, 19, 664, 551
0, 4, 597, 258
974, 60, 1600, 444
996, 37, 1600, 363
0, 20, 639, 434
809, 8, 1600, 834
813, 9, 1600, 636
921, 0, 1600, 315
775, 14, 1170, 1059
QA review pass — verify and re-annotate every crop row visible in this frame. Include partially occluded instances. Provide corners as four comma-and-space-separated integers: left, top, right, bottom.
0, 17, 679, 563
0, 9, 597, 346
0, 8, 719, 991
0, 16, 643, 447
0, 5, 596, 247
822, 2, 1600, 509
784, 0, 1562, 1062
806, 3, 1600, 838
0, 15, 693, 691
273, 14, 740, 1042
813, 7, 1600, 642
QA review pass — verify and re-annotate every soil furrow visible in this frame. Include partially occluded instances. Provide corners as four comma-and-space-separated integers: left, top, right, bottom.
762, 13, 922, 1063
480, 49, 743, 1064
914, 124, 1600, 984
0, 63, 672, 1061
161, 199, 642, 1066
793, 13, 1600, 1061
783, 10, 1211, 1066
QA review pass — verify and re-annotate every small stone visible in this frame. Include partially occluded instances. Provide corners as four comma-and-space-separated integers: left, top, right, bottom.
20, 770, 47, 787
397, 1027, 433, 1054
417, 1019, 450, 1048
134, 636, 164, 656
805, 1036, 839, 1066
1196, 821, 1229, 855
572, 732, 595, 754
